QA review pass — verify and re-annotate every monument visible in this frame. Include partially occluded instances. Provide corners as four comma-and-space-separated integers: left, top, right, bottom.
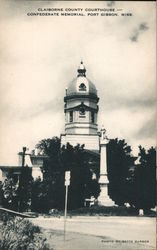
98, 126, 114, 206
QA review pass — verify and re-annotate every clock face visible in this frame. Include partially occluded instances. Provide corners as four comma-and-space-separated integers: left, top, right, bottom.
79, 107, 85, 116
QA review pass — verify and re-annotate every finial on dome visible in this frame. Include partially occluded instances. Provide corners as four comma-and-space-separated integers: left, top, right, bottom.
77, 61, 86, 77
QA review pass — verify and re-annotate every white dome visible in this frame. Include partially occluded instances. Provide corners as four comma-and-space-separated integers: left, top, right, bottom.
66, 62, 97, 97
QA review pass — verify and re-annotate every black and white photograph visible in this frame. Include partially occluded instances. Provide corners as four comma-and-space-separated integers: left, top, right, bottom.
0, 1, 156, 249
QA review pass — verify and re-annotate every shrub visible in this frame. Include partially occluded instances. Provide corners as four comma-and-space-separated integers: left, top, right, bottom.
69, 205, 135, 216
1, 217, 50, 250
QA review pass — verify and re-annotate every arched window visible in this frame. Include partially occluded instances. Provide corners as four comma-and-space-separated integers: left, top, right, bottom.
79, 83, 86, 91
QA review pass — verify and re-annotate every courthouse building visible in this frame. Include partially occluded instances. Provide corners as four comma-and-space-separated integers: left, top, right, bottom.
0, 62, 101, 182
61, 61, 100, 151
0, 61, 116, 206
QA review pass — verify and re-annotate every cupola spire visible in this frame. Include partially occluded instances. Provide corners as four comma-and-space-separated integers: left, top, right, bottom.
77, 61, 86, 77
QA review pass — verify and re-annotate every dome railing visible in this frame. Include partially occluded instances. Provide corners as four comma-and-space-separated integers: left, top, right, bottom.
64, 92, 99, 102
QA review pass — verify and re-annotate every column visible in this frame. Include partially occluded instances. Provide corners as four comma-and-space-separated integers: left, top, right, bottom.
98, 128, 114, 206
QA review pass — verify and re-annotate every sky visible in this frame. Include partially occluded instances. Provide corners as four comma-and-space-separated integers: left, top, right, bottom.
0, 1, 156, 165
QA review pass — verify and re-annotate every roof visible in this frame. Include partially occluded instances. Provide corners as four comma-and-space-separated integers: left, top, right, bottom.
84, 149, 100, 158
0, 166, 23, 169
66, 62, 98, 98
0, 166, 33, 170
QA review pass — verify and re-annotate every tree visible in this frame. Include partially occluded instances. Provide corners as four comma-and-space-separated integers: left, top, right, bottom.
107, 138, 135, 206
61, 143, 100, 210
2, 167, 33, 212
36, 137, 60, 157
31, 177, 51, 213
133, 146, 156, 211
36, 137, 100, 211
2, 171, 18, 210
0, 181, 3, 206
18, 166, 33, 212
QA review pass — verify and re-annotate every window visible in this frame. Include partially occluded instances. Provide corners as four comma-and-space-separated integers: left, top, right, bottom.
79, 83, 86, 91
91, 111, 94, 123
69, 111, 73, 122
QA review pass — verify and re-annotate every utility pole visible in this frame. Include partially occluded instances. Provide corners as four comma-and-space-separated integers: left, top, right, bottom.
64, 171, 70, 241
18, 147, 27, 212
22, 147, 27, 168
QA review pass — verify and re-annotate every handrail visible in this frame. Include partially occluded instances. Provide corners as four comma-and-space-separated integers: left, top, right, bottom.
0, 207, 36, 218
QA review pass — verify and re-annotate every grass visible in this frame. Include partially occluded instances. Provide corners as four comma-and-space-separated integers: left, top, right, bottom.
0, 213, 50, 250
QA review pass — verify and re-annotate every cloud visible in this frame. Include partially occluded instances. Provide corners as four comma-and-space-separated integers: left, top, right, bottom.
0, 0, 54, 20
0, 1, 155, 164
130, 22, 149, 42
101, 95, 156, 111
135, 117, 156, 139
0, 97, 63, 122
20, 98, 63, 120
107, 1, 115, 7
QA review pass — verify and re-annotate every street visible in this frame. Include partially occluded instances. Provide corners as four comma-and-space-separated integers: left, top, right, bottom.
30, 216, 156, 250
